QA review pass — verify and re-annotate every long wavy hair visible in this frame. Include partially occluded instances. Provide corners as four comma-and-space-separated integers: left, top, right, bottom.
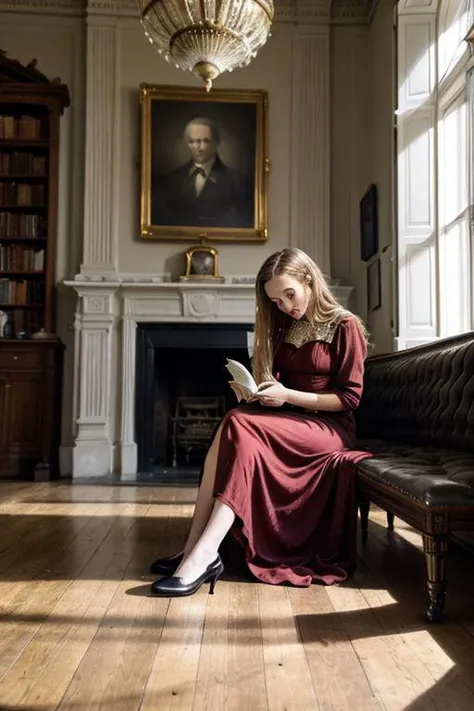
252, 248, 368, 383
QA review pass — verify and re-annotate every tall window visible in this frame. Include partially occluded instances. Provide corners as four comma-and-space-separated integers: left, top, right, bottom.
396, 0, 474, 350
437, 0, 473, 336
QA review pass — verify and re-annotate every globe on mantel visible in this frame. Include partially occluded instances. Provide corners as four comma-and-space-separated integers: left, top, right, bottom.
136, 0, 274, 91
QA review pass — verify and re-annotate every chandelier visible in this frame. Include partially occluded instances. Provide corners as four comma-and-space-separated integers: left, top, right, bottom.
136, 0, 274, 91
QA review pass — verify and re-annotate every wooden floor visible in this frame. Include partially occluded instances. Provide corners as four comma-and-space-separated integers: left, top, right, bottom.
0, 483, 474, 711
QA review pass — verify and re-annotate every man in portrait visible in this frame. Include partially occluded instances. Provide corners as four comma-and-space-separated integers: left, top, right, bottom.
151, 117, 254, 229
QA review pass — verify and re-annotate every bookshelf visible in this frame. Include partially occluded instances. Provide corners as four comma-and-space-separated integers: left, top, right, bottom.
0, 51, 69, 480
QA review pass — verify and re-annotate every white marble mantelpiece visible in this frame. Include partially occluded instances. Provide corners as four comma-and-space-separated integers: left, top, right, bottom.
65, 278, 354, 479
120, 281, 256, 322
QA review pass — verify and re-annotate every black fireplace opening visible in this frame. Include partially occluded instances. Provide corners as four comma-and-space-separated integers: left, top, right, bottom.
135, 323, 253, 483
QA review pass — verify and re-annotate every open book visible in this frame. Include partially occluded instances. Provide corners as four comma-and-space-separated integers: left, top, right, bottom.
225, 358, 258, 398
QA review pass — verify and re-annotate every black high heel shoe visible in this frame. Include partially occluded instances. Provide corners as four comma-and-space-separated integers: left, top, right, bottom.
149, 553, 184, 576
150, 555, 224, 598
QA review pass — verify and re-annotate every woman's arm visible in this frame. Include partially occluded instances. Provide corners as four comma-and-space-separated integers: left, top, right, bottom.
286, 389, 342, 411
251, 382, 342, 411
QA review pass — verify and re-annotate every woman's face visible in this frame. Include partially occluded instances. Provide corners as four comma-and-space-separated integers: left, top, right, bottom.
264, 274, 311, 320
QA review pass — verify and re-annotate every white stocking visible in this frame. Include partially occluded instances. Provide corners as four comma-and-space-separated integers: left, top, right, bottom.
175, 500, 235, 584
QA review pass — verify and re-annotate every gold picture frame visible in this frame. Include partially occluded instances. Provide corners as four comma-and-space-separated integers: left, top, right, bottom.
139, 84, 269, 242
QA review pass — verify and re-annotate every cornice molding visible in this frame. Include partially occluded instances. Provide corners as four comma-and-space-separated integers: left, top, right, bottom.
0, 0, 379, 24
0, 0, 85, 14
331, 0, 380, 23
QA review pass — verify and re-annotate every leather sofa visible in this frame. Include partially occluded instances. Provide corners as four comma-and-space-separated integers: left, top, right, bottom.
355, 332, 474, 622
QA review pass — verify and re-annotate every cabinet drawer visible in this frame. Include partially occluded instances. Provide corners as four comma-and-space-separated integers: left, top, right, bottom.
0, 348, 53, 369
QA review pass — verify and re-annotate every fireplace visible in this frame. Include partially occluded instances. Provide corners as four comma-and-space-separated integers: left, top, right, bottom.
135, 322, 252, 482
65, 279, 352, 480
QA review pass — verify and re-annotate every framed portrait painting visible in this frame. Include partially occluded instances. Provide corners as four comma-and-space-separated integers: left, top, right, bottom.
360, 184, 378, 261
139, 84, 269, 242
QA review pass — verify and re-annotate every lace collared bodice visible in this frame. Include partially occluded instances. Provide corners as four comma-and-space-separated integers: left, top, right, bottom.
283, 313, 348, 349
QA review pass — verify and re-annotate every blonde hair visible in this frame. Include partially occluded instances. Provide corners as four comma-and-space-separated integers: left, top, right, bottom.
252, 248, 368, 383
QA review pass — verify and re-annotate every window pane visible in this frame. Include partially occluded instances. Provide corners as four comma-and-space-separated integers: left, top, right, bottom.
439, 93, 471, 334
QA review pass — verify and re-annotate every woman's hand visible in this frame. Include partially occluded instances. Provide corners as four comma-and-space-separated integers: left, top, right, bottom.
229, 381, 250, 403
249, 381, 288, 407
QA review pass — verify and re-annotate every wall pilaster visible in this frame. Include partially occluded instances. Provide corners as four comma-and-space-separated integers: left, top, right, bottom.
291, 26, 331, 275
80, 10, 120, 277
68, 284, 119, 476
119, 315, 137, 479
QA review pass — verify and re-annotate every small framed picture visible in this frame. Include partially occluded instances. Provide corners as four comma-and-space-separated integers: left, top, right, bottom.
367, 258, 381, 312
360, 184, 378, 261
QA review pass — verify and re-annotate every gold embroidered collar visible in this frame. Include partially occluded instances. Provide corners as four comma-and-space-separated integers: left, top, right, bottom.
283, 313, 348, 348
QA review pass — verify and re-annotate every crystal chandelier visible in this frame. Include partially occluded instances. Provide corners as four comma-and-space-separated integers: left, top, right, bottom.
136, 0, 274, 91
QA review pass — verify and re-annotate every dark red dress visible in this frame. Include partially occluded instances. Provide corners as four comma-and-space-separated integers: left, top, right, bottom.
213, 316, 372, 587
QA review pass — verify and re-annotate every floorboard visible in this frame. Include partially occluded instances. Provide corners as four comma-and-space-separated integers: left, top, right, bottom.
0, 482, 473, 711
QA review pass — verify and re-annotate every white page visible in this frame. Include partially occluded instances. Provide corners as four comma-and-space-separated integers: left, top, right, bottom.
225, 358, 258, 394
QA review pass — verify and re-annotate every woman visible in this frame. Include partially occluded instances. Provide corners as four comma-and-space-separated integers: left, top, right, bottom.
150, 248, 372, 597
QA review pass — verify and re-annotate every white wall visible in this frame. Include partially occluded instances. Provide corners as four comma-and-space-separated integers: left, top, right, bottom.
330, 25, 371, 307
117, 22, 294, 278
331, 0, 395, 354
367, 0, 396, 354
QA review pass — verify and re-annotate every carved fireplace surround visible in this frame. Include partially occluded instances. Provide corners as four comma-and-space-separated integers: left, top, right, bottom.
65, 277, 353, 480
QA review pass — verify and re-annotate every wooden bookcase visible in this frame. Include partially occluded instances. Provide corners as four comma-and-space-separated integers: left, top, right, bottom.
0, 51, 69, 480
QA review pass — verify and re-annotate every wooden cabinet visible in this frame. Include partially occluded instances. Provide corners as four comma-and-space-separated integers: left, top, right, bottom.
0, 339, 63, 480
0, 373, 8, 450
0, 52, 69, 480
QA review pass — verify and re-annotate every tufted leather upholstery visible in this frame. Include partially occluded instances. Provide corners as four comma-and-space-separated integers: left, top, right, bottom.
356, 440, 474, 507
355, 333, 474, 508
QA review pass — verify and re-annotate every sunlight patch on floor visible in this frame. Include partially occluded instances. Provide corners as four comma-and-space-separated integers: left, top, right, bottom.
0, 503, 194, 518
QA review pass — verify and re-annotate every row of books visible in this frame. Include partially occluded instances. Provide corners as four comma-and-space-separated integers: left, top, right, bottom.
0, 182, 46, 206
0, 212, 47, 238
0, 115, 43, 140
0, 278, 44, 305
0, 246, 45, 272
0, 152, 47, 176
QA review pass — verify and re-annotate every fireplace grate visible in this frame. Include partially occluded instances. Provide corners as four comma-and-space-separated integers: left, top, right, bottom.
171, 396, 225, 467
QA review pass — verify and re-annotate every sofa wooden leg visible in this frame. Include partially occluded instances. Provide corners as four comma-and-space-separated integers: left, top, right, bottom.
387, 512, 395, 530
359, 499, 370, 544
422, 534, 448, 623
